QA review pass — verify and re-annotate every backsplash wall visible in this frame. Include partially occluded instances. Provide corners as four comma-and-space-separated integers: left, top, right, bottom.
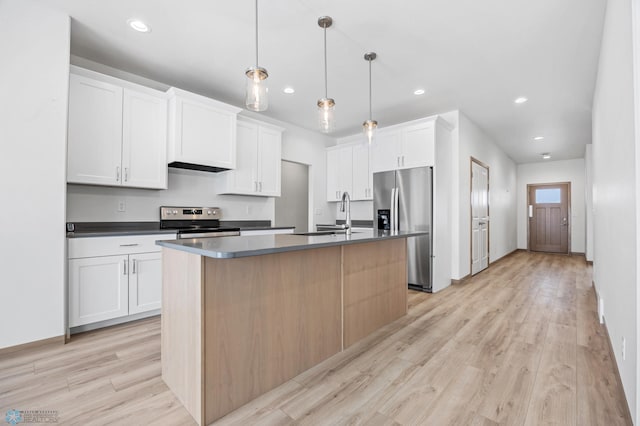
67, 168, 274, 222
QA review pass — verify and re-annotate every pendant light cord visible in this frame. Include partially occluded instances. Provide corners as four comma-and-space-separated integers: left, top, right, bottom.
368, 58, 372, 120
255, 0, 259, 67
324, 26, 328, 99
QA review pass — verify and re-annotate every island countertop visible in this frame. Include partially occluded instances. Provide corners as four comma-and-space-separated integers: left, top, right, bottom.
156, 229, 427, 259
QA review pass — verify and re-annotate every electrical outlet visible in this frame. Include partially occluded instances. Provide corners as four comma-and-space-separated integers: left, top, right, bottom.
117, 200, 126, 212
622, 337, 626, 361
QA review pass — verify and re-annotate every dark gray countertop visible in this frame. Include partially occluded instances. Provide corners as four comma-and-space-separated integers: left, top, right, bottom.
66, 221, 294, 238
157, 230, 428, 259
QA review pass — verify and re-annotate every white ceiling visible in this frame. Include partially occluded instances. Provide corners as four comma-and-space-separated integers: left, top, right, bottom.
43, 0, 606, 163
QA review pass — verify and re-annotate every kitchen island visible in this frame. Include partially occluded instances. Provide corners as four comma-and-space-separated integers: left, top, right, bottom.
157, 230, 426, 425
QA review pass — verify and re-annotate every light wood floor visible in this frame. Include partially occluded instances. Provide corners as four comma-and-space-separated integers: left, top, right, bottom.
0, 251, 632, 425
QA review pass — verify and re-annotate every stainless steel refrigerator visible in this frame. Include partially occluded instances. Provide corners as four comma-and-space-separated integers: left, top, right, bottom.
373, 167, 433, 292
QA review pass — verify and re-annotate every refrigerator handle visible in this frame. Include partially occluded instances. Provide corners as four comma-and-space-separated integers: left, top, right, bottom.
390, 187, 396, 232
394, 187, 400, 231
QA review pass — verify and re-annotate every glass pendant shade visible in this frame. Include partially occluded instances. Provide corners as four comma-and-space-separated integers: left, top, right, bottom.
245, 0, 268, 112
245, 67, 268, 112
318, 98, 335, 133
363, 52, 377, 144
363, 119, 378, 144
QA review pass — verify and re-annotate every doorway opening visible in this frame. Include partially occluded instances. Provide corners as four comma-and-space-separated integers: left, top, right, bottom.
470, 158, 490, 275
527, 182, 571, 254
275, 160, 309, 232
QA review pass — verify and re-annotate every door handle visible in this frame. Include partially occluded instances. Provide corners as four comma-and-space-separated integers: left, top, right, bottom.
478, 222, 486, 225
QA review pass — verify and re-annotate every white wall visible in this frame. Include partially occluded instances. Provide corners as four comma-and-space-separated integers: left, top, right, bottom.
592, 0, 637, 420
66, 57, 336, 229
585, 145, 594, 261
0, 1, 69, 348
516, 159, 586, 253
453, 112, 518, 279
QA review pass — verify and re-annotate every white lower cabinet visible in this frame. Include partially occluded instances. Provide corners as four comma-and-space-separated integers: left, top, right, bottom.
68, 234, 174, 328
69, 255, 129, 327
128, 252, 162, 315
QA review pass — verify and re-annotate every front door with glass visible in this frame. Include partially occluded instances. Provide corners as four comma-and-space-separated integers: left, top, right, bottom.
527, 183, 570, 253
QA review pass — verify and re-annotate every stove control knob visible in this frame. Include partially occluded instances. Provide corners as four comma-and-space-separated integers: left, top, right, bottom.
207, 210, 212, 215
172, 210, 177, 215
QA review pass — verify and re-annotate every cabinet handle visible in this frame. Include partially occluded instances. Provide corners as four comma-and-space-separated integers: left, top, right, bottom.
116, 166, 121, 182
259, 182, 262, 192
124, 167, 129, 182
123, 259, 128, 275
402, 156, 405, 166
254, 181, 258, 192
132, 259, 136, 274
397, 157, 400, 167
119, 243, 139, 247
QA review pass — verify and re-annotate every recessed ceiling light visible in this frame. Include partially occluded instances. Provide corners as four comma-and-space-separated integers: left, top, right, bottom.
534, 136, 544, 141
127, 19, 151, 33
542, 153, 551, 159
283, 87, 295, 94
514, 96, 528, 104
414, 89, 425, 95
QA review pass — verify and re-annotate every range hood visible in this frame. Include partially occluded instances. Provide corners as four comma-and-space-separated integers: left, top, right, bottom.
168, 162, 230, 173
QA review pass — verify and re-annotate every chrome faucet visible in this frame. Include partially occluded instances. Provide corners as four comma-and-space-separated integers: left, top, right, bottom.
340, 191, 352, 235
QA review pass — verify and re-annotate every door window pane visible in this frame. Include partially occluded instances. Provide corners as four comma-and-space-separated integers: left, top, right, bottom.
535, 188, 561, 203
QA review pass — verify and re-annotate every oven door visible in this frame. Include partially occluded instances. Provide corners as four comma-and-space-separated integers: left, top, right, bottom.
177, 231, 240, 239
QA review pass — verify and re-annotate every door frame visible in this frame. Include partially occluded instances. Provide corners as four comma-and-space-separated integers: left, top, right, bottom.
470, 157, 490, 275
526, 181, 571, 254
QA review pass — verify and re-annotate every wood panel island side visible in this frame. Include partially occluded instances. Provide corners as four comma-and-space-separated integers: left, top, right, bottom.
156, 230, 425, 425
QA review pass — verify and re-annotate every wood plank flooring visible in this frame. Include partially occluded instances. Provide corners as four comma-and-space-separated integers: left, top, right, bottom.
0, 251, 632, 425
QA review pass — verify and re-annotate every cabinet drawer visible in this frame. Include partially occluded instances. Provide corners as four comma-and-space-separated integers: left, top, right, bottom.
68, 234, 176, 259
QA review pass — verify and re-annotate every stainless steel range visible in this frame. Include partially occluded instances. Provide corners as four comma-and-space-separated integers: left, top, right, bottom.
159, 206, 240, 239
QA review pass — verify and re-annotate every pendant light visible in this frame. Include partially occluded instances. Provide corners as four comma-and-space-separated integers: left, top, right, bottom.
363, 52, 377, 144
317, 16, 335, 133
245, 0, 268, 111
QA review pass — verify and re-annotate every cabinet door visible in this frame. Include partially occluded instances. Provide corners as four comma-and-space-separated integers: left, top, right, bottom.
122, 89, 168, 189
229, 120, 259, 194
257, 126, 282, 196
326, 148, 342, 201
401, 122, 435, 169
352, 144, 371, 200
370, 130, 401, 173
128, 253, 162, 315
339, 146, 354, 197
175, 97, 237, 169
69, 255, 129, 327
67, 73, 123, 185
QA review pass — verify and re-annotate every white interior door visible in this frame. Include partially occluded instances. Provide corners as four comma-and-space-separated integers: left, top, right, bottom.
471, 160, 489, 275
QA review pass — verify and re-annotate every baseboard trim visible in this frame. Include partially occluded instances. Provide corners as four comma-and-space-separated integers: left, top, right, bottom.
451, 274, 470, 285
571, 251, 586, 257
592, 279, 634, 425
0, 335, 65, 355
455, 249, 523, 284
70, 310, 160, 335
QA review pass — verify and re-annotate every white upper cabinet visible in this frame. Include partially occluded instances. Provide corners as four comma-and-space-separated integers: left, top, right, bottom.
67, 68, 168, 189
370, 118, 442, 173
326, 145, 353, 202
217, 118, 283, 196
167, 88, 241, 171
370, 130, 401, 173
67, 73, 124, 186
352, 143, 372, 200
122, 89, 168, 188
